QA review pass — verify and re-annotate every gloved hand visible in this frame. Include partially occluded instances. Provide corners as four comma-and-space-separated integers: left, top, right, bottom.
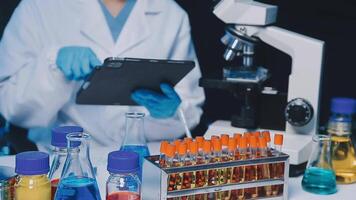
56, 46, 101, 80
131, 83, 182, 119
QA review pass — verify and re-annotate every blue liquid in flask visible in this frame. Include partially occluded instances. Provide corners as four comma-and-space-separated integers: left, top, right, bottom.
55, 176, 101, 200
302, 167, 337, 195
120, 145, 150, 179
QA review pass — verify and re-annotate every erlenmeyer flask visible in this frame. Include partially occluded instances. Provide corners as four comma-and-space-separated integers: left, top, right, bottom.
54, 132, 101, 200
120, 112, 150, 180
301, 134, 337, 195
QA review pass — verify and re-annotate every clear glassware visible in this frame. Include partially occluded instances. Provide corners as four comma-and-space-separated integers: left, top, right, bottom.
54, 132, 101, 200
49, 126, 83, 200
301, 134, 337, 195
120, 113, 150, 180
0, 166, 16, 200
328, 98, 356, 184
106, 151, 141, 200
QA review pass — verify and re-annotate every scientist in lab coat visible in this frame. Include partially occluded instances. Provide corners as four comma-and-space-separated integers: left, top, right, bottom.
0, 0, 205, 154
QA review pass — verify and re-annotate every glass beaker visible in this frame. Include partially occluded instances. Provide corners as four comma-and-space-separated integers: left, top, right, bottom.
54, 132, 101, 200
301, 134, 337, 195
120, 113, 150, 180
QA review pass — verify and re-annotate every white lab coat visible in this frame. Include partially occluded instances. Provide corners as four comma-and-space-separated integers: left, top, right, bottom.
0, 0, 205, 156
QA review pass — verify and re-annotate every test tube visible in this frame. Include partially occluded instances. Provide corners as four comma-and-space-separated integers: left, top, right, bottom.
194, 140, 210, 200
272, 134, 284, 196
196, 136, 204, 157
234, 133, 242, 159
166, 144, 177, 191
185, 140, 198, 189
176, 142, 187, 190
258, 137, 272, 197
236, 136, 248, 199
253, 131, 261, 139
244, 132, 251, 143
262, 131, 272, 155
221, 134, 229, 157
224, 138, 236, 199
247, 135, 259, 199
220, 136, 231, 180
196, 140, 210, 188
159, 141, 169, 167
209, 138, 221, 186
227, 137, 236, 178
184, 138, 193, 156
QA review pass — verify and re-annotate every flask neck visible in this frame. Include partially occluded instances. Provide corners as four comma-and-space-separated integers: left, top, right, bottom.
49, 147, 68, 180
308, 135, 333, 169
318, 139, 332, 169
61, 133, 96, 180
52, 147, 68, 155
123, 113, 147, 145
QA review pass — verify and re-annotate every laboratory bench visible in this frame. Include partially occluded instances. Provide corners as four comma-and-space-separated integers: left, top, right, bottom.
0, 142, 354, 200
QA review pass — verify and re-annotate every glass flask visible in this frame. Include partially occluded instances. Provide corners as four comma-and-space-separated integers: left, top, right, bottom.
49, 126, 83, 200
106, 151, 141, 200
301, 134, 337, 195
120, 113, 150, 180
328, 98, 356, 184
55, 132, 101, 200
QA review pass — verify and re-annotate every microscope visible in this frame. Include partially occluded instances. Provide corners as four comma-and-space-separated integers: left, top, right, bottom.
201, 0, 324, 173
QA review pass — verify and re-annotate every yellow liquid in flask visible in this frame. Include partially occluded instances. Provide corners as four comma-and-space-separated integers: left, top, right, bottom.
331, 135, 356, 184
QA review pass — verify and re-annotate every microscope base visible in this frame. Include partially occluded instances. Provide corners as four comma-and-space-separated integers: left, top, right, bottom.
204, 120, 312, 175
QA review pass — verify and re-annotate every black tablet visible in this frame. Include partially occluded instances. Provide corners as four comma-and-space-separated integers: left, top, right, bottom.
76, 57, 195, 105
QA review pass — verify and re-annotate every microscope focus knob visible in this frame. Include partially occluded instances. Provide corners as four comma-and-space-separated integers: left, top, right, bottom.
285, 98, 314, 127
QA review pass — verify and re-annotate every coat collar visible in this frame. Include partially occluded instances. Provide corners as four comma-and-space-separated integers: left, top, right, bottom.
79, 0, 163, 55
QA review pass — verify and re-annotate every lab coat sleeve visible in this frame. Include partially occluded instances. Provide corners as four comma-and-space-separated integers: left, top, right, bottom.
144, 13, 205, 141
0, 1, 76, 128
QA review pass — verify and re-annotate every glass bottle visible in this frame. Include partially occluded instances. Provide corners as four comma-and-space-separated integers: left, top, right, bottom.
106, 151, 141, 200
55, 132, 101, 200
49, 126, 83, 200
15, 151, 51, 200
301, 134, 337, 195
328, 98, 356, 184
120, 113, 150, 180
0, 166, 16, 200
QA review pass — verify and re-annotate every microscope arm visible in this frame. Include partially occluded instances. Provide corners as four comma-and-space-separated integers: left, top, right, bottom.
255, 26, 324, 136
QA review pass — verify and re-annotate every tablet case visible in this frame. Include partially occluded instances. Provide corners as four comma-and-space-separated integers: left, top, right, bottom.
76, 57, 195, 105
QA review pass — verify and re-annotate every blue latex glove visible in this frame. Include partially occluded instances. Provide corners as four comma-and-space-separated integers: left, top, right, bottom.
56, 46, 101, 80
131, 83, 182, 119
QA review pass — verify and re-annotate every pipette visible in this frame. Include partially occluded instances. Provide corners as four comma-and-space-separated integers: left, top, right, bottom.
178, 108, 193, 138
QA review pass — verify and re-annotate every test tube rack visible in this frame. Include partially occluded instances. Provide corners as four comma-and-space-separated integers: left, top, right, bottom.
142, 151, 289, 200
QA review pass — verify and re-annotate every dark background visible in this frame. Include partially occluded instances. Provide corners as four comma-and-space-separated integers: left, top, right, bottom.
1, 0, 356, 153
